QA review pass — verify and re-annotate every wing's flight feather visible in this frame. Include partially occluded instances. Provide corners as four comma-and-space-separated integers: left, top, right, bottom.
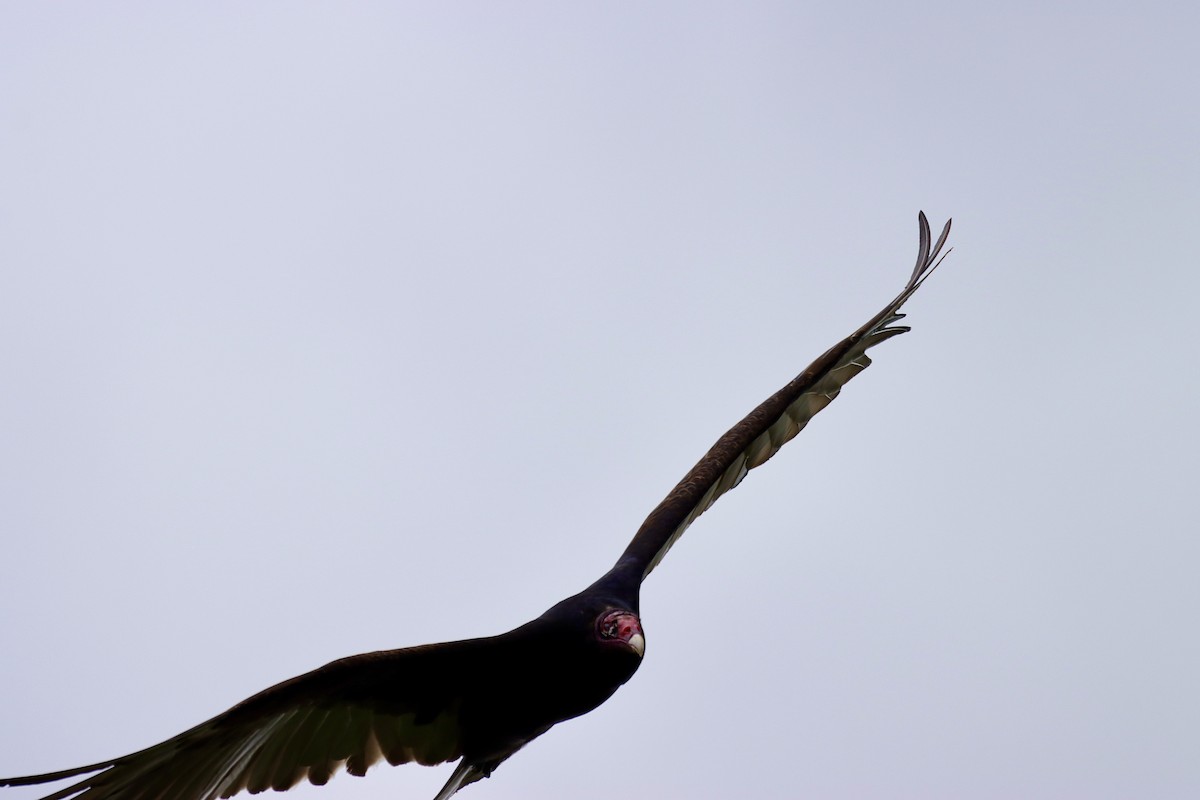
0, 641, 497, 800
619, 212, 951, 579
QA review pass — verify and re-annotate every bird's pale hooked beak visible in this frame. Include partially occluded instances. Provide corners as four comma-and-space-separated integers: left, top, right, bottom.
626, 630, 646, 658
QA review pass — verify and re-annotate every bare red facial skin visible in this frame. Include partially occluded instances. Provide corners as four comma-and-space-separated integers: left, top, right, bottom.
595, 609, 645, 656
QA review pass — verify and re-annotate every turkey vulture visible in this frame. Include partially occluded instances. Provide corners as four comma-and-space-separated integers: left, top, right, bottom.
2, 213, 952, 800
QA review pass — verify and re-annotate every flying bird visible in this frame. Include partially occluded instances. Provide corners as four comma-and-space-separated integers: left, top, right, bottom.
3, 212, 952, 800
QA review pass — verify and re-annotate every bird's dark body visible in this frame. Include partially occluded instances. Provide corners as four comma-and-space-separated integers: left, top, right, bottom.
209, 586, 643, 785
245, 608, 637, 740
2, 213, 951, 800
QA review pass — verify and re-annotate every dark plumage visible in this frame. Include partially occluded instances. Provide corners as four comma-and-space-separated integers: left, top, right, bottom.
2, 213, 952, 800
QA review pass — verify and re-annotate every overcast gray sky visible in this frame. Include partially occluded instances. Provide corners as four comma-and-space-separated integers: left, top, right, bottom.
2, 3, 1198, 799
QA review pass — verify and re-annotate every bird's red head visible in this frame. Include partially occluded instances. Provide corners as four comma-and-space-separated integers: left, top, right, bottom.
595, 609, 645, 658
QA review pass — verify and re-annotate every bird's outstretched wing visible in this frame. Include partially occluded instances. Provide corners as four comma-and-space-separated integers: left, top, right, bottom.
617, 212, 952, 580
0, 638, 501, 800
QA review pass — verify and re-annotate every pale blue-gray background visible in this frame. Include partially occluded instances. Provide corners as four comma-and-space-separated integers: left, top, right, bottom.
2, 3, 1197, 799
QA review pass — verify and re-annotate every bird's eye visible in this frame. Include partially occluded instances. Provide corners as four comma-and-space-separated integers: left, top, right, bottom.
601, 622, 617, 638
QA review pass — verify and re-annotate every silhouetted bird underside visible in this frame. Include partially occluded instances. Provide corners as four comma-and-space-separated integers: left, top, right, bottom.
2, 212, 952, 800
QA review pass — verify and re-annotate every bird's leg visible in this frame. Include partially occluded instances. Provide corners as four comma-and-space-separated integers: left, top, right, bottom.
430, 759, 484, 800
